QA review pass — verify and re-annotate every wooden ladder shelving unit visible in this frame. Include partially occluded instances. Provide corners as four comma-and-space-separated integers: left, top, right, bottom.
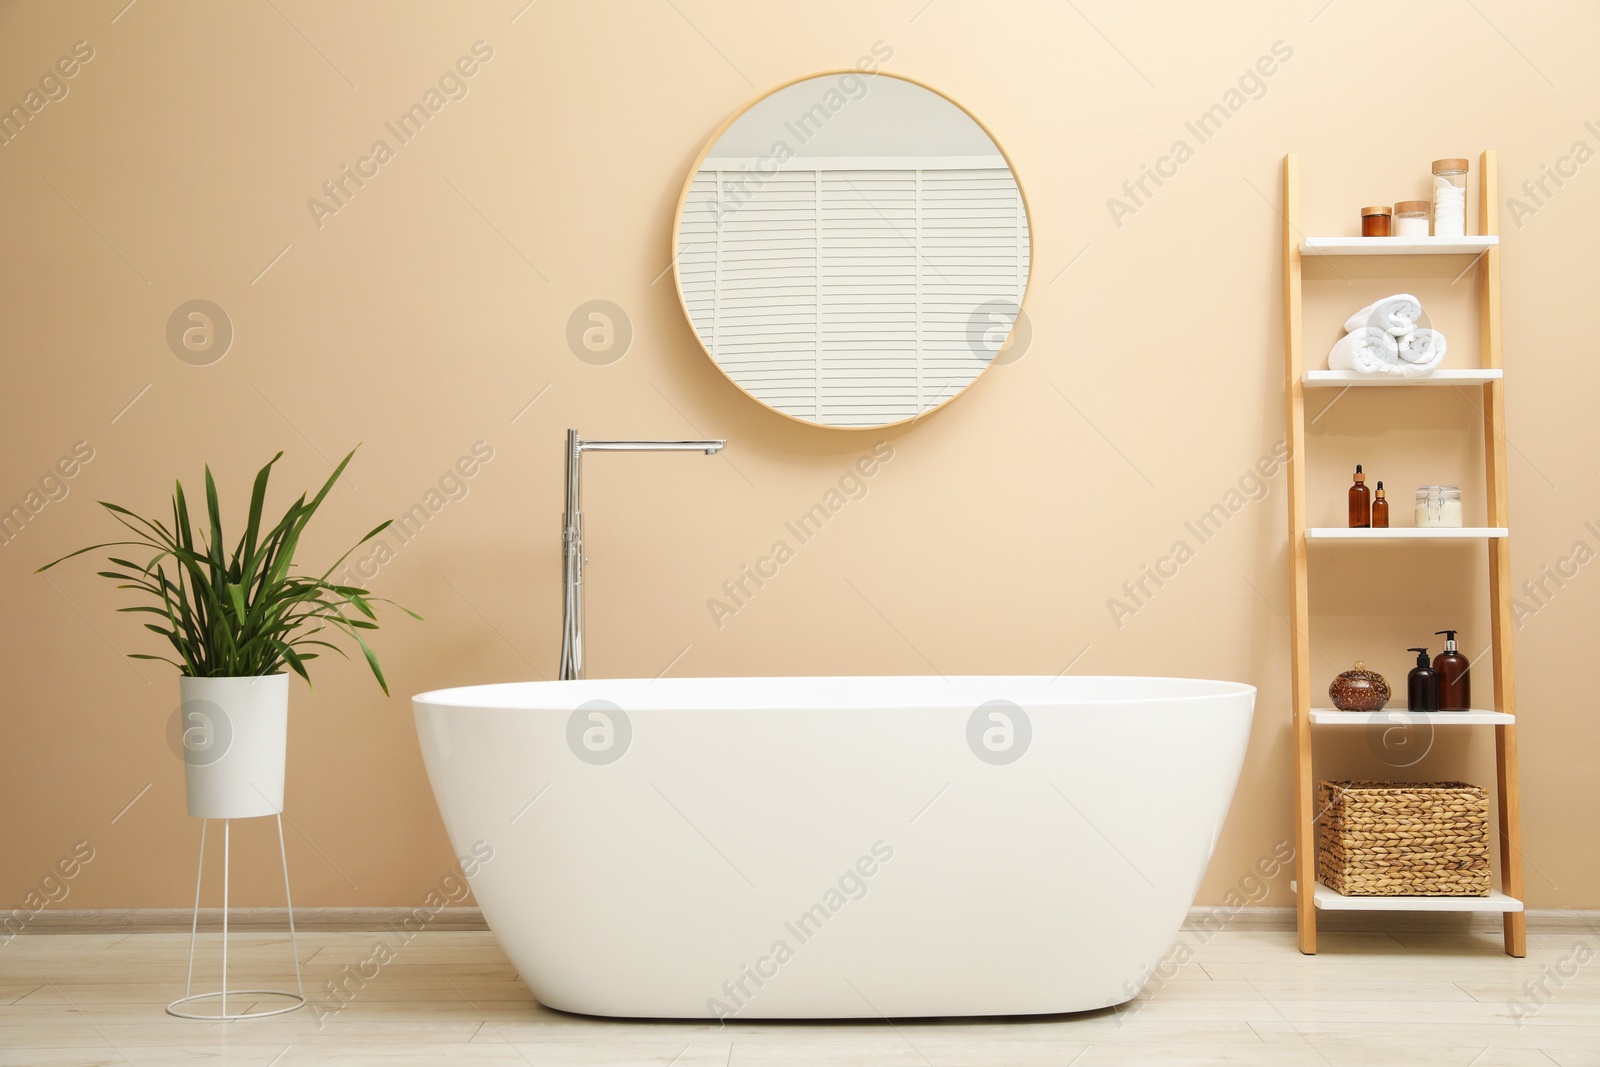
1282, 151, 1525, 957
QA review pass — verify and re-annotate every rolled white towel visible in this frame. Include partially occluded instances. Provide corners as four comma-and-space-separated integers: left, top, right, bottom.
1328, 326, 1400, 374
1345, 294, 1423, 336
1395, 327, 1447, 374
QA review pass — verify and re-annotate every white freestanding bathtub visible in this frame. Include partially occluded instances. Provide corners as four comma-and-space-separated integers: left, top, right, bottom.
413, 675, 1254, 1020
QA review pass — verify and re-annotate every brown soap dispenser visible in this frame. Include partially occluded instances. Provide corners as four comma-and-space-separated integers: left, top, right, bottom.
1372, 481, 1390, 528
1348, 465, 1371, 528
1433, 630, 1471, 711
1406, 647, 1440, 711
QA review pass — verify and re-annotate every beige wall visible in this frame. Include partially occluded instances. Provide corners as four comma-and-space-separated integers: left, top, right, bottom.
2, 0, 1596, 913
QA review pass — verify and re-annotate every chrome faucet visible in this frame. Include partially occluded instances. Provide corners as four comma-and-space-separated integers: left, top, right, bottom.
559, 428, 726, 680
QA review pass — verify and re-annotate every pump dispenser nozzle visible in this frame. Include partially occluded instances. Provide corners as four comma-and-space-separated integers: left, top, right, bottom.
1435, 629, 1458, 651
1408, 647, 1430, 668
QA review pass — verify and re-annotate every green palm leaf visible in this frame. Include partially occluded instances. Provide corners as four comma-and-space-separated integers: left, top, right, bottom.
35, 446, 415, 690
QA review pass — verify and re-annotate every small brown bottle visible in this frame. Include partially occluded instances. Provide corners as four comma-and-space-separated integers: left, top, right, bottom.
1371, 481, 1389, 528
1348, 465, 1370, 528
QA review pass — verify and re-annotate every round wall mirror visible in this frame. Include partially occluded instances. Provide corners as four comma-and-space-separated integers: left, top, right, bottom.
673, 71, 1032, 430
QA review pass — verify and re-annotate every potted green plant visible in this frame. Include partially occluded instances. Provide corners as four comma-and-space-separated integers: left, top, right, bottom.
38, 448, 415, 819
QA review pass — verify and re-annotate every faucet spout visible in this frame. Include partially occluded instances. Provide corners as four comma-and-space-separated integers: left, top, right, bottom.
580, 439, 725, 455
559, 429, 726, 681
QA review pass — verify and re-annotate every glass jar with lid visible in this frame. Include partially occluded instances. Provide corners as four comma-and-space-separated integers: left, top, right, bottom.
1360, 205, 1392, 237
1415, 485, 1463, 528
1394, 200, 1430, 237
1431, 158, 1468, 237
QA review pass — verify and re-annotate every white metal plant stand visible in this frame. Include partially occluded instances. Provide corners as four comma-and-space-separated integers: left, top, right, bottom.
165, 814, 305, 1020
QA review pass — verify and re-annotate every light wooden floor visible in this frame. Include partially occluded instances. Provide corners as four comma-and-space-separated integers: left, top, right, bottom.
3, 927, 1599, 1066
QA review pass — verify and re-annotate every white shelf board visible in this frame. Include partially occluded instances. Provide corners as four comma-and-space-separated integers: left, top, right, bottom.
1300, 236, 1499, 256
1307, 527, 1509, 540
1304, 369, 1503, 387
1293, 881, 1523, 913
1309, 708, 1514, 725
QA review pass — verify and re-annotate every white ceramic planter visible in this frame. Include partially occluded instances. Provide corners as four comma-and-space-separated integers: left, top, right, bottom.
179, 674, 289, 819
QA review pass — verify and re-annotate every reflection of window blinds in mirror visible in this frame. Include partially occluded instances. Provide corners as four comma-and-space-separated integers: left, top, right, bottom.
678, 157, 1029, 427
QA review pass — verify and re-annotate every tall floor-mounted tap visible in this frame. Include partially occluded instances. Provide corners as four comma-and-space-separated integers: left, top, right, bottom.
560, 429, 726, 680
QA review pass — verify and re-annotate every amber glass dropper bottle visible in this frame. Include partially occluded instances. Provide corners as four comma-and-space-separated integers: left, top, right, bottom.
1372, 481, 1389, 528
1348, 465, 1371, 528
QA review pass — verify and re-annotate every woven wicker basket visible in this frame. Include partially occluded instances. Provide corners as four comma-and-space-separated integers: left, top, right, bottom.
1317, 780, 1490, 896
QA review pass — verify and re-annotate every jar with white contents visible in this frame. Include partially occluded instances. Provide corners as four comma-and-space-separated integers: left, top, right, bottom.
1415, 485, 1463, 528
1394, 200, 1430, 237
1432, 158, 1468, 238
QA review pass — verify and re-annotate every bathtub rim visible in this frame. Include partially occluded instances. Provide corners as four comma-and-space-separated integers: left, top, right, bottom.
412, 674, 1257, 712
